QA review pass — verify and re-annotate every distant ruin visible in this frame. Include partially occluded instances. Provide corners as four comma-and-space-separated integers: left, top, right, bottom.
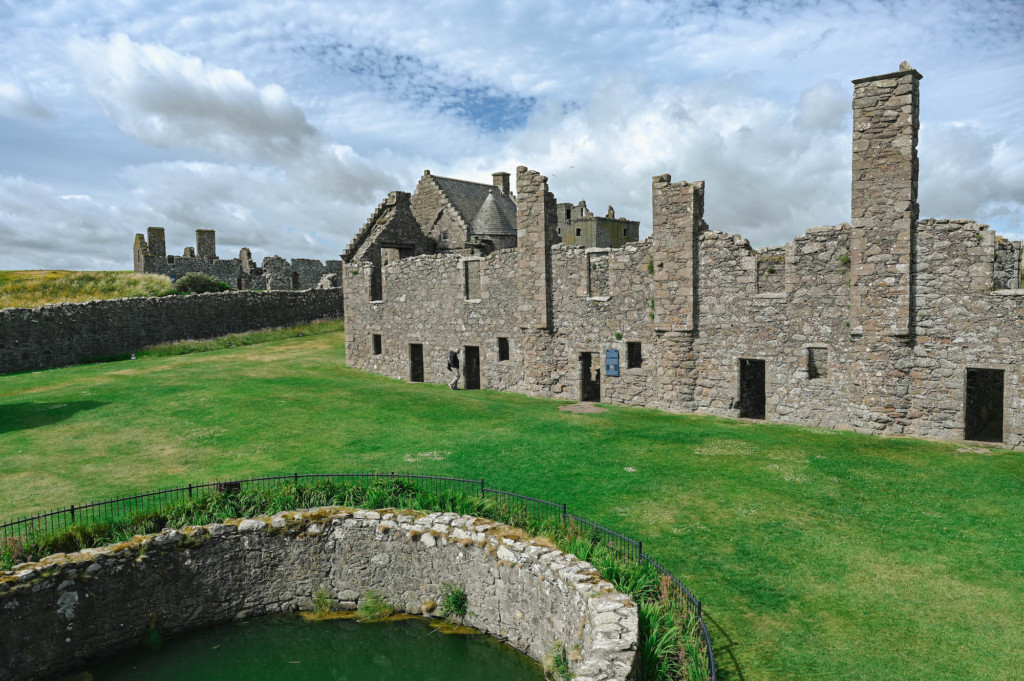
342, 63, 1024, 450
134, 227, 344, 290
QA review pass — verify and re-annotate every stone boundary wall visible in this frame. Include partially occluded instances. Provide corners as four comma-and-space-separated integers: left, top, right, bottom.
0, 508, 640, 681
0, 289, 344, 375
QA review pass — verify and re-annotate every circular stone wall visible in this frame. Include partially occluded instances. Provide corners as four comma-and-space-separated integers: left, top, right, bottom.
0, 508, 639, 681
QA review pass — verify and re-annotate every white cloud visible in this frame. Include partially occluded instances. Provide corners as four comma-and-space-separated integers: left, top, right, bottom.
0, 1, 1021, 269
67, 34, 394, 202
67, 34, 316, 158
0, 81, 51, 119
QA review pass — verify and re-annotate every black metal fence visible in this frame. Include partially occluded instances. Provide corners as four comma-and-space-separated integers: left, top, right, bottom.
1, 472, 716, 680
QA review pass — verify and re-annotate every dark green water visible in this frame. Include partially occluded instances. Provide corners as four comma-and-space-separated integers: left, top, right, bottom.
86, 615, 544, 680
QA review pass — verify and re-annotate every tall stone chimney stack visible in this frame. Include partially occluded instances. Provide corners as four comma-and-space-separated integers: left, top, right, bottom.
146, 227, 166, 259
196, 229, 217, 261
849, 61, 922, 337
492, 171, 511, 195
515, 166, 555, 330
651, 175, 703, 332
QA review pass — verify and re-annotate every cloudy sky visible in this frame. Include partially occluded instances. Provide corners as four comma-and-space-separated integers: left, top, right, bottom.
0, 0, 1021, 270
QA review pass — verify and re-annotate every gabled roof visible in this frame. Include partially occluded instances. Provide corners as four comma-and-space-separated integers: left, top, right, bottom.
433, 175, 517, 236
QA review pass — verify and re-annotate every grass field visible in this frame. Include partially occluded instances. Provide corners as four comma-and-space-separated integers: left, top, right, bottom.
0, 329, 1021, 680
0, 270, 175, 309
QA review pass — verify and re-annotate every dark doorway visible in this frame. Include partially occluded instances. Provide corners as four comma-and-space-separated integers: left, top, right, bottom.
739, 358, 766, 419
291, 272, 300, 290
409, 344, 424, 383
580, 352, 601, 402
965, 368, 1004, 442
464, 346, 480, 390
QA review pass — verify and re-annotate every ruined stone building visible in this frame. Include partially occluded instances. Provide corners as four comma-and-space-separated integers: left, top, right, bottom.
556, 200, 640, 248
134, 227, 343, 290
342, 64, 1023, 450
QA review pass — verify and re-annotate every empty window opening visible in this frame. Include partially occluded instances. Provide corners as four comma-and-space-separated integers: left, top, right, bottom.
370, 264, 383, 301
627, 342, 643, 369
372, 334, 382, 355
497, 337, 510, 361
575, 228, 582, 237
291, 272, 300, 290
807, 347, 828, 379
965, 368, 1004, 442
464, 260, 482, 299
756, 252, 785, 294
236, 277, 244, 290
409, 344, 424, 383
739, 358, 766, 419
579, 352, 601, 402
464, 346, 480, 390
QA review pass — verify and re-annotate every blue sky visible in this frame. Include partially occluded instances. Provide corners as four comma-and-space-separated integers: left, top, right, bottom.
0, 0, 1021, 269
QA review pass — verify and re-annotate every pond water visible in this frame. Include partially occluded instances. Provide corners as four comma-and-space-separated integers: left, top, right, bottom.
85, 614, 545, 681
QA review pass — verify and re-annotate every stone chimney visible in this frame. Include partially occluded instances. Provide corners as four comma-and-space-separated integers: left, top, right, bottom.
849, 61, 922, 337
492, 171, 510, 195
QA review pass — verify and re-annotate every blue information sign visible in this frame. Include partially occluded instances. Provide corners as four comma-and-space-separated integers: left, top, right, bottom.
605, 349, 620, 377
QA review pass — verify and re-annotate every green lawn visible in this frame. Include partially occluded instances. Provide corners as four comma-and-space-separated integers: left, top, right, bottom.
1, 330, 1021, 681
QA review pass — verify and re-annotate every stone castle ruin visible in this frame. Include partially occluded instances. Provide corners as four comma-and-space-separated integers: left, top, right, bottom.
342, 63, 1024, 450
134, 227, 344, 290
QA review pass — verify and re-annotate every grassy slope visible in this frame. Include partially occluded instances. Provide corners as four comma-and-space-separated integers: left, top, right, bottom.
0, 270, 175, 309
0, 331, 1021, 681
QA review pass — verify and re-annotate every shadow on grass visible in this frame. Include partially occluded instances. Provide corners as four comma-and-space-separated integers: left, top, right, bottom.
0, 401, 110, 434
704, 609, 747, 681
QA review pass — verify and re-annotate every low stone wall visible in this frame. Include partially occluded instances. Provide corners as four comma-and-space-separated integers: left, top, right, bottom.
0, 288, 344, 375
0, 508, 639, 681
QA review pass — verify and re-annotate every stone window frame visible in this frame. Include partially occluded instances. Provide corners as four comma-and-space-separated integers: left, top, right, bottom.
461, 256, 484, 303
497, 337, 510, 361
626, 341, 643, 369
804, 344, 829, 380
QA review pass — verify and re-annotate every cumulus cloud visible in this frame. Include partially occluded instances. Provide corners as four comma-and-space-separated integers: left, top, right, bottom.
920, 121, 1024, 236
795, 81, 848, 132
67, 34, 394, 202
68, 34, 316, 158
0, 1, 1021, 269
0, 81, 51, 119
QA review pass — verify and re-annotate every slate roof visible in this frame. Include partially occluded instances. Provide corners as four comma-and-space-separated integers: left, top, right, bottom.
433, 176, 517, 236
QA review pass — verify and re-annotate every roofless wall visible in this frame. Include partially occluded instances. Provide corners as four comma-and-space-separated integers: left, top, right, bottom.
343, 64, 1023, 450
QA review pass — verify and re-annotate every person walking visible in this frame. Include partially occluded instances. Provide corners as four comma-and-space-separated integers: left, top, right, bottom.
447, 347, 461, 389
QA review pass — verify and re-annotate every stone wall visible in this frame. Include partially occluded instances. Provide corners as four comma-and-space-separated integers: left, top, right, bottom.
135, 227, 344, 291
0, 508, 639, 681
343, 64, 1024, 450
0, 289, 344, 375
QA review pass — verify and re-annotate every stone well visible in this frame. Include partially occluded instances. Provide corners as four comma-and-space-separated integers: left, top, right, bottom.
0, 508, 640, 681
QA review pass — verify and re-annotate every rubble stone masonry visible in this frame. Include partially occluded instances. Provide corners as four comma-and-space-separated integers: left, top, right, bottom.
343, 64, 1023, 450
0, 289, 344, 374
0, 509, 639, 681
